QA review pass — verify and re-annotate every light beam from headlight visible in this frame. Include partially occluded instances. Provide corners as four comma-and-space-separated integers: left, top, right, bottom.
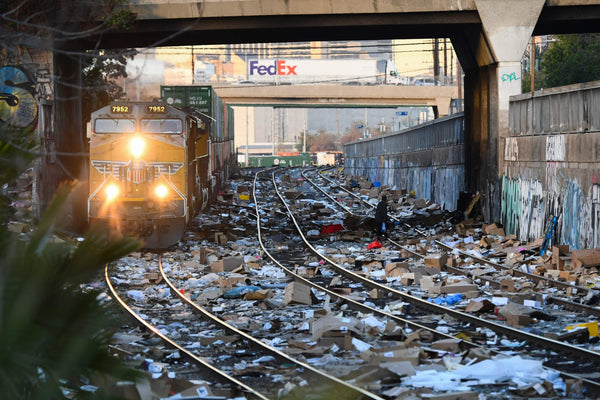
155, 184, 168, 199
130, 136, 145, 158
106, 184, 119, 201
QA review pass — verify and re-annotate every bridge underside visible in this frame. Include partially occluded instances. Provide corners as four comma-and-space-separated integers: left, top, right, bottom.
69, 2, 600, 50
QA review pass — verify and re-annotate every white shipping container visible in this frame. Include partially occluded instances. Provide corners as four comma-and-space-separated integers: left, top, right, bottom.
247, 59, 403, 85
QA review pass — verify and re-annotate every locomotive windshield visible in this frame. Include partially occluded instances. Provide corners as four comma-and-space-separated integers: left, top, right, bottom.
141, 119, 183, 134
94, 118, 136, 133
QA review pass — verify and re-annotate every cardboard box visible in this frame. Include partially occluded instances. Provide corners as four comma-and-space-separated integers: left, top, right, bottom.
214, 232, 228, 245
484, 223, 506, 236
318, 332, 353, 350
246, 261, 262, 270
500, 279, 515, 292
364, 346, 421, 366
506, 314, 531, 327
431, 338, 462, 353
447, 256, 459, 267
420, 276, 435, 291
559, 270, 572, 280
311, 315, 363, 340
401, 274, 415, 285
424, 254, 448, 270
440, 283, 477, 294
210, 257, 243, 273
385, 262, 409, 277
284, 281, 312, 306
552, 245, 570, 269
572, 248, 600, 268
545, 269, 560, 279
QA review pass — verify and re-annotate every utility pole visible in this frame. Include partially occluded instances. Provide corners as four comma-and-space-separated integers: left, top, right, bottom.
303, 108, 307, 153
457, 59, 462, 112
191, 45, 195, 84
530, 37, 535, 92
364, 108, 368, 139
335, 108, 340, 148
433, 38, 440, 85
245, 107, 249, 166
443, 38, 447, 85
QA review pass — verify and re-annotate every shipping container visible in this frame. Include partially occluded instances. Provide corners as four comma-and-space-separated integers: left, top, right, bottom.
161, 85, 212, 114
246, 154, 311, 167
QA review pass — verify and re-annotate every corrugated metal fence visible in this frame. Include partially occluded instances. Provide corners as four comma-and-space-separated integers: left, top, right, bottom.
510, 81, 600, 135
344, 113, 465, 211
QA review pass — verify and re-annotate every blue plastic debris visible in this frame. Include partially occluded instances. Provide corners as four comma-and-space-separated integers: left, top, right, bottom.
223, 285, 262, 299
430, 293, 462, 305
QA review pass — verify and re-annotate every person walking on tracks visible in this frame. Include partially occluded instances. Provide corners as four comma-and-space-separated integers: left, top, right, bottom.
375, 195, 388, 237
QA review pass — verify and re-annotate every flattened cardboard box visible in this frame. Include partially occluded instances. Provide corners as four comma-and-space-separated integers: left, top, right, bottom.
362, 346, 421, 366
572, 248, 600, 268
311, 315, 363, 340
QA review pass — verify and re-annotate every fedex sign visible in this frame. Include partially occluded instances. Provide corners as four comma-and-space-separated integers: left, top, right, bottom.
249, 60, 298, 76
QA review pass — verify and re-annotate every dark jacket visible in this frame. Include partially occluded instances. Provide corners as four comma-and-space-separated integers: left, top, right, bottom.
375, 199, 387, 224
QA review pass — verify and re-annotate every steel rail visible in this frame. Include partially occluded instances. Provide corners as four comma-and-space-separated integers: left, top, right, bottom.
104, 264, 269, 400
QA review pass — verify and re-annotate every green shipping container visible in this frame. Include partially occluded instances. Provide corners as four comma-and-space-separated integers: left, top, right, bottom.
160, 85, 212, 115
247, 154, 311, 168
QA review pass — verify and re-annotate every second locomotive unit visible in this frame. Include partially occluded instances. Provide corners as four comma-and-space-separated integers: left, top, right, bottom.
87, 101, 234, 248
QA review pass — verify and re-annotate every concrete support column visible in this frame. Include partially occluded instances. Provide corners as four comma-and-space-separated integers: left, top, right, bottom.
52, 50, 86, 232
469, 0, 545, 221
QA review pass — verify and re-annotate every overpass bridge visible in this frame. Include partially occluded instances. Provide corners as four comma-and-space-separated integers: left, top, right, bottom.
212, 85, 458, 117
50, 0, 600, 223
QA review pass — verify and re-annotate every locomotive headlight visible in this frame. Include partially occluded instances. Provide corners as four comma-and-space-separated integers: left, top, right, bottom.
154, 184, 169, 199
130, 136, 145, 158
106, 184, 119, 201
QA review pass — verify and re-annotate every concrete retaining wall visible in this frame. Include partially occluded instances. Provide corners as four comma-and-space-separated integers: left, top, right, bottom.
502, 81, 600, 249
344, 113, 465, 211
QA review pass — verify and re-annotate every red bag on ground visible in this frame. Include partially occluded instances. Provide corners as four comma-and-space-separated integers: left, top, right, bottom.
367, 240, 382, 250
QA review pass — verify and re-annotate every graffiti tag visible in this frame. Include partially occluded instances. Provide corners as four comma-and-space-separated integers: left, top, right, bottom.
0, 66, 38, 128
501, 72, 520, 83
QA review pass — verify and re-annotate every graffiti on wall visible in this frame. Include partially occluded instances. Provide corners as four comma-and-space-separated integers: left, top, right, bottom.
593, 183, 600, 248
504, 137, 518, 161
345, 156, 464, 211
501, 72, 520, 83
0, 65, 38, 128
501, 174, 599, 250
546, 135, 566, 161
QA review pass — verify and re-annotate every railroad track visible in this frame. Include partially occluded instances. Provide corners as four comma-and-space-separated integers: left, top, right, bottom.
103, 166, 600, 399
277, 167, 600, 392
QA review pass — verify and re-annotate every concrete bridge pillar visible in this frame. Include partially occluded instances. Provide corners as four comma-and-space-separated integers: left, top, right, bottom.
454, 0, 544, 221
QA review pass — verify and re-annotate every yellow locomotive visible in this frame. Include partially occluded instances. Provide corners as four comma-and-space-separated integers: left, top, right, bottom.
88, 101, 234, 248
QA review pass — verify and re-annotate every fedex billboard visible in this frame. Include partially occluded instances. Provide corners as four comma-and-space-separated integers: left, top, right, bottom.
246, 59, 397, 84
249, 60, 298, 77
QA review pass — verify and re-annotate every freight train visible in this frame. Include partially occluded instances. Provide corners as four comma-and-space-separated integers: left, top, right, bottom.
87, 101, 235, 248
